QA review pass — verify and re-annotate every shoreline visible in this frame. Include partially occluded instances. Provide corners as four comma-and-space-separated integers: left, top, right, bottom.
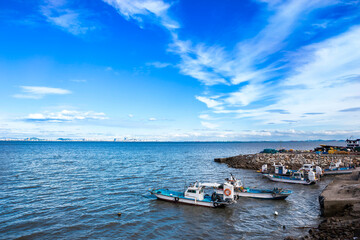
214, 152, 360, 171
215, 152, 360, 239
287, 170, 360, 240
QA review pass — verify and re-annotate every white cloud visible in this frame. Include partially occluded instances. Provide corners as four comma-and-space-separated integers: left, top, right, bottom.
148, 117, 157, 121
102, 0, 360, 137
196, 96, 222, 109
261, 26, 360, 124
169, 38, 231, 86
24, 110, 107, 122
103, 0, 179, 30
128, 114, 134, 118
40, 0, 95, 35
225, 84, 264, 106
146, 61, 171, 68
188, 1, 360, 130
13, 86, 71, 99
201, 121, 218, 129
198, 114, 211, 120
166, 0, 337, 88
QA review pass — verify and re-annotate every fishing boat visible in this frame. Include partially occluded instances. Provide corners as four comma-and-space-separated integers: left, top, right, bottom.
258, 163, 296, 176
211, 174, 292, 200
323, 160, 355, 175
150, 181, 236, 208
299, 163, 323, 178
265, 170, 317, 185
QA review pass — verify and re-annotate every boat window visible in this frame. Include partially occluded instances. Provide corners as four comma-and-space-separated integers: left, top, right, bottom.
187, 190, 196, 193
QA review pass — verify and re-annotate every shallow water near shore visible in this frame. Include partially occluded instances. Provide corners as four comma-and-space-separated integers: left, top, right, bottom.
0, 141, 343, 239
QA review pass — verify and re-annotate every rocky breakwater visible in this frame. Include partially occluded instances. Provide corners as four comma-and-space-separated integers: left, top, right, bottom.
214, 153, 360, 170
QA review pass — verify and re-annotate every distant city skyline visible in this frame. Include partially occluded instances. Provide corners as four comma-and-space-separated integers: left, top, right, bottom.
1, 0, 360, 141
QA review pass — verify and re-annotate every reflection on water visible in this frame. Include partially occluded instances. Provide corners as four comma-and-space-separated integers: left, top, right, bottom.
0, 141, 341, 239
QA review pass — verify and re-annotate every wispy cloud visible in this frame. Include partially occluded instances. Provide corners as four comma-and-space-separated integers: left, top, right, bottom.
184, 1, 360, 129
71, 79, 87, 83
103, 0, 179, 30
146, 61, 171, 68
13, 86, 71, 99
201, 121, 218, 129
40, 0, 96, 35
102, 0, 360, 135
195, 96, 222, 109
148, 117, 157, 121
23, 110, 107, 122
339, 107, 360, 112
267, 109, 290, 114
151, 129, 360, 141
198, 114, 212, 120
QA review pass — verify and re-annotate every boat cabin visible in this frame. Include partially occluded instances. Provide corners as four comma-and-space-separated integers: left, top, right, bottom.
184, 182, 204, 200
346, 139, 360, 148
274, 164, 289, 175
292, 172, 303, 179
301, 164, 313, 171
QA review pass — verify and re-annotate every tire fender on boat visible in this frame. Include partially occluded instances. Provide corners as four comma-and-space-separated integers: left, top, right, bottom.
306, 179, 310, 184
174, 197, 179, 202
271, 192, 276, 198
213, 202, 219, 207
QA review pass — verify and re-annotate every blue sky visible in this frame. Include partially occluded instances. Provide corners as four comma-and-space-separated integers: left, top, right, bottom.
1, 0, 360, 141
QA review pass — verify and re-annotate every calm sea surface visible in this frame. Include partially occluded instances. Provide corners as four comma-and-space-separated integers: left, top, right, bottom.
0, 141, 345, 239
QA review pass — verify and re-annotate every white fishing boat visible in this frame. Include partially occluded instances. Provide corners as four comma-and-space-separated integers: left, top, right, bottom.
210, 174, 292, 200
150, 181, 236, 208
265, 170, 317, 185
323, 160, 355, 175
258, 163, 296, 176
299, 163, 323, 178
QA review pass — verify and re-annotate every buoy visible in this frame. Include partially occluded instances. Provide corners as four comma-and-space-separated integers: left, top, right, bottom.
274, 211, 278, 216
117, 212, 122, 217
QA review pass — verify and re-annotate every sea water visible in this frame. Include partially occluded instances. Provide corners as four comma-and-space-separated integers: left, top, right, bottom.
0, 141, 342, 239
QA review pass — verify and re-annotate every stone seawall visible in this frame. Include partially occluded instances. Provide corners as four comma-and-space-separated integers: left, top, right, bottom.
214, 153, 360, 170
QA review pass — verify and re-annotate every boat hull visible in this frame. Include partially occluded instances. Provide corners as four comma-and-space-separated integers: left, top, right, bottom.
265, 175, 315, 185
216, 188, 291, 200
151, 189, 229, 208
323, 168, 354, 175
236, 191, 290, 200
154, 194, 219, 207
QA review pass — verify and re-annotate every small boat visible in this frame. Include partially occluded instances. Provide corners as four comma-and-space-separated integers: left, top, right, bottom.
323, 160, 355, 175
265, 170, 317, 185
150, 181, 236, 208
258, 163, 296, 176
299, 163, 323, 178
212, 174, 292, 200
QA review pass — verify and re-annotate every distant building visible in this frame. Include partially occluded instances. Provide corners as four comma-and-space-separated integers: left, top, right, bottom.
346, 139, 360, 149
